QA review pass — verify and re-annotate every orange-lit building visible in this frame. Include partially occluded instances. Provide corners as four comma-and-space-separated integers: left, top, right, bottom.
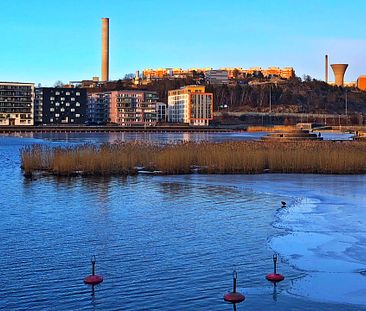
142, 66, 295, 81
168, 85, 213, 126
142, 68, 212, 80
357, 76, 366, 91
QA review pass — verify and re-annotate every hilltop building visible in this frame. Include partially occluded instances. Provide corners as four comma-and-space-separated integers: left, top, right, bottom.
109, 90, 163, 126
0, 82, 34, 126
168, 85, 213, 126
205, 70, 229, 84
357, 76, 366, 91
141, 67, 295, 81
34, 87, 87, 125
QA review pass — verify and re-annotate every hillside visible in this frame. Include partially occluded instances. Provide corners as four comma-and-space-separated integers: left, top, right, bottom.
88, 76, 366, 115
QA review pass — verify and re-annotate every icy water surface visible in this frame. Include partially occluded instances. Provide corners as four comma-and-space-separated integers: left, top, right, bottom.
0, 134, 365, 310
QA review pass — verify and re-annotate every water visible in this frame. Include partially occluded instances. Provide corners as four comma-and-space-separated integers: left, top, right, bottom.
0, 133, 365, 310
2, 130, 353, 145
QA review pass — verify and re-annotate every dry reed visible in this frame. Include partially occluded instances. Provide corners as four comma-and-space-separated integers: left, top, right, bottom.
20, 141, 366, 177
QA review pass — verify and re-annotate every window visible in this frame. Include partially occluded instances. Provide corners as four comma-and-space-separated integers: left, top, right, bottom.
50, 108, 54, 112
75, 114, 80, 118
50, 118, 54, 122
60, 108, 65, 112
66, 92, 70, 95
76, 92, 80, 96
55, 92, 60, 95
55, 102, 60, 106
55, 113, 59, 117
71, 97, 75, 101
76, 102, 80, 107
70, 108, 75, 112
66, 102, 70, 107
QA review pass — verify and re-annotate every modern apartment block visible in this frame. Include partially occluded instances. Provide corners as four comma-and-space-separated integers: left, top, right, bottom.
109, 90, 161, 126
168, 85, 213, 126
87, 92, 110, 125
34, 87, 87, 125
0, 82, 34, 126
156, 102, 167, 123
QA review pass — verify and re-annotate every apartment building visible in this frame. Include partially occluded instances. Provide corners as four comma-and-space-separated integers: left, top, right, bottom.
34, 87, 87, 125
87, 92, 110, 125
0, 82, 34, 126
168, 85, 213, 126
109, 90, 160, 126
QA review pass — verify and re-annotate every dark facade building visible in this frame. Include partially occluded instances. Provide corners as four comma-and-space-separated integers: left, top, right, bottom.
0, 82, 34, 126
87, 92, 110, 125
35, 88, 87, 125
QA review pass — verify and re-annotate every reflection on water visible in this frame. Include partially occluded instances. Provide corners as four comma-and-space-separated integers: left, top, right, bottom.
3, 130, 352, 144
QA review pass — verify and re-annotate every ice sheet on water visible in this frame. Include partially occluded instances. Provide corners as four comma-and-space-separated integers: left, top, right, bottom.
289, 272, 366, 305
269, 175, 366, 305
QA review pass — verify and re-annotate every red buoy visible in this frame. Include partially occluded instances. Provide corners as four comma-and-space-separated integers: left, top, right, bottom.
84, 255, 103, 285
266, 254, 285, 283
224, 292, 245, 303
84, 274, 103, 285
266, 273, 285, 282
223, 270, 246, 303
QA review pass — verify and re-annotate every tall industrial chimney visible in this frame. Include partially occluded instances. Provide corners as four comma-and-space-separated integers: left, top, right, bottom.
101, 18, 109, 82
325, 55, 328, 83
331, 64, 348, 87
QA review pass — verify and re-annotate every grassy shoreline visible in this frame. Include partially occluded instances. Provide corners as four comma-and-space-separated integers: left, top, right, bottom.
21, 141, 366, 177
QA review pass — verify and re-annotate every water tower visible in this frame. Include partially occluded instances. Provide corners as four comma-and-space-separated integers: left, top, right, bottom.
331, 64, 348, 87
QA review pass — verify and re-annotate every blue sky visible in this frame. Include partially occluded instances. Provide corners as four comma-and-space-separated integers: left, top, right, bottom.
1, 0, 365, 86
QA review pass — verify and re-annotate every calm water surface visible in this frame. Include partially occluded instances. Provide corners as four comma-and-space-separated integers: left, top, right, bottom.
0, 133, 364, 310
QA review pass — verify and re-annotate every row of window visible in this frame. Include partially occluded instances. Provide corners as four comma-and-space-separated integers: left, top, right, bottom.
50, 113, 81, 118
50, 107, 79, 112
52, 91, 81, 96
49, 102, 81, 107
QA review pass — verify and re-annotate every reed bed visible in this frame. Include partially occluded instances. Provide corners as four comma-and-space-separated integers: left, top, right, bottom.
21, 141, 366, 177
247, 125, 296, 132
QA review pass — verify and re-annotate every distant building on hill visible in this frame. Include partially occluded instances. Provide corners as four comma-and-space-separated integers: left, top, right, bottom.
168, 85, 213, 126
140, 66, 295, 81
34, 87, 87, 125
357, 76, 366, 91
0, 82, 34, 126
205, 70, 229, 84
109, 90, 162, 126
